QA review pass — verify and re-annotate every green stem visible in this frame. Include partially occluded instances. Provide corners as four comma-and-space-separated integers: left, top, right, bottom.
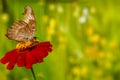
31, 67, 36, 80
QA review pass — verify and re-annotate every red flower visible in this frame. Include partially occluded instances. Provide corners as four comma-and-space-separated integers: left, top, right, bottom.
0, 41, 52, 70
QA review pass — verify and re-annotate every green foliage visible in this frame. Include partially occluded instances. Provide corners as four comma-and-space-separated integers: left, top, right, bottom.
0, 0, 120, 80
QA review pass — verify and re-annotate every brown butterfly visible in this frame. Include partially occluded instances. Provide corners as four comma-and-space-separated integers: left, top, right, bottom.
6, 6, 36, 42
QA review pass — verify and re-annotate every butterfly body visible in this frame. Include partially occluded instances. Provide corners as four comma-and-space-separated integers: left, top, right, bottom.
6, 6, 36, 42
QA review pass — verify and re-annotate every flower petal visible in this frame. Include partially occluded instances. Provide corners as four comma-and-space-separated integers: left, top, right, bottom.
25, 53, 37, 69
28, 42, 52, 63
1, 41, 52, 70
1, 49, 17, 64
30, 50, 44, 62
38, 42, 52, 52
17, 53, 26, 67
7, 52, 19, 70
38, 42, 52, 48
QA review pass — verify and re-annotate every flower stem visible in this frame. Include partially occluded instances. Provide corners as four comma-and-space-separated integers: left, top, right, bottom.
31, 67, 36, 80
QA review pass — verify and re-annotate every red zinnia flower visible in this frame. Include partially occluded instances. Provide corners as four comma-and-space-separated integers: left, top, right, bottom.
0, 41, 52, 70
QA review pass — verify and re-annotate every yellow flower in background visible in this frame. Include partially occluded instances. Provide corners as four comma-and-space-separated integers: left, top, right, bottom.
100, 37, 106, 47
59, 35, 66, 43
72, 66, 88, 77
46, 26, 54, 35
1, 13, 9, 22
46, 26, 54, 40
90, 6, 96, 13
86, 26, 94, 36
80, 67, 88, 77
98, 51, 113, 59
42, 15, 48, 23
49, 18, 56, 28
73, 6, 80, 17
89, 34, 100, 44
85, 46, 98, 57
110, 41, 118, 50
49, 4, 55, 11
106, 52, 112, 59
72, 66, 81, 75
98, 51, 107, 59
46, 18, 56, 40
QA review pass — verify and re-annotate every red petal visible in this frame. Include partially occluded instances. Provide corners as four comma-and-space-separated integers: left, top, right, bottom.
38, 42, 52, 52
28, 42, 52, 63
39, 42, 52, 46
1, 49, 17, 64
1, 41, 52, 70
7, 52, 19, 70
25, 53, 37, 69
39, 50, 48, 58
31, 50, 44, 62
38, 42, 52, 48
17, 53, 26, 67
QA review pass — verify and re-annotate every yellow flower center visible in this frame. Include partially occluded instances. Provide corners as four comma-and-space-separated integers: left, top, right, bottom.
16, 41, 33, 50
16, 41, 39, 51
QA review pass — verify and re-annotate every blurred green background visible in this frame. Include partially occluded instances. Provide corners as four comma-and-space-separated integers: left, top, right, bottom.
0, 0, 120, 80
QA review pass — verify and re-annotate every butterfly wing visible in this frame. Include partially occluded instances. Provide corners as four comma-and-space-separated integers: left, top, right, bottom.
6, 6, 36, 42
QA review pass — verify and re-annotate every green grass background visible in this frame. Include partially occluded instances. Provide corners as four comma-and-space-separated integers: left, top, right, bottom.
0, 0, 120, 80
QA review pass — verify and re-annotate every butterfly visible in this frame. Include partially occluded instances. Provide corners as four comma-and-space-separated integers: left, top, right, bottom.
6, 6, 36, 42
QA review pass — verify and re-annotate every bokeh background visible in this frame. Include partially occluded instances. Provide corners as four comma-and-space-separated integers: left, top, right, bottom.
0, 0, 120, 80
